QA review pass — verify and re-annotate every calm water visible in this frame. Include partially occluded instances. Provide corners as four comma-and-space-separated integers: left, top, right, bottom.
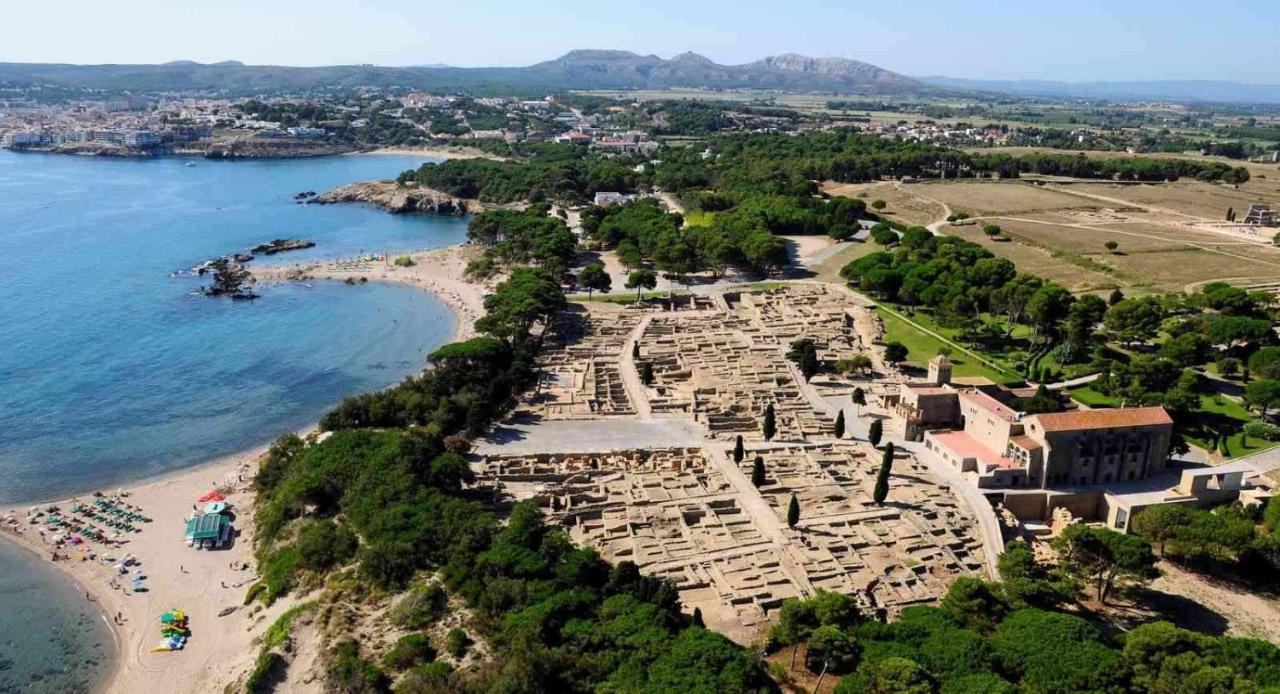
0, 150, 468, 503
0, 540, 113, 693
0, 151, 465, 692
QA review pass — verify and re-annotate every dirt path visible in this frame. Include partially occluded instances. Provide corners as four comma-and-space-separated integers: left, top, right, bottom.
1149, 562, 1280, 641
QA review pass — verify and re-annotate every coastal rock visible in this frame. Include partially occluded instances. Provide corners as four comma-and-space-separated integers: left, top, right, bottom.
204, 138, 359, 159
251, 239, 315, 255
312, 181, 475, 215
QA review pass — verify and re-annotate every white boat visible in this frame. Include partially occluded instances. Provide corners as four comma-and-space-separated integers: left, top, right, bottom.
185, 161, 196, 167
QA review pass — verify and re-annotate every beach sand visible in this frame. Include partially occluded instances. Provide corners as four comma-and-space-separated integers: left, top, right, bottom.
0, 446, 299, 694
361, 145, 506, 161
253, 244, 490, 342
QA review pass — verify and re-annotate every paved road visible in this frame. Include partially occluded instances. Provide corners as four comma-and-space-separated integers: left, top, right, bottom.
475, 417, 704, 455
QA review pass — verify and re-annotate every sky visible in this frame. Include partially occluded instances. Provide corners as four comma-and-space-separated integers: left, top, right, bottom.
3, 0, 1279, 83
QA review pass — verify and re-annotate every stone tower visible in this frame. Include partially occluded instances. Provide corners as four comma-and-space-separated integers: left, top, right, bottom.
928, 354, 953, 386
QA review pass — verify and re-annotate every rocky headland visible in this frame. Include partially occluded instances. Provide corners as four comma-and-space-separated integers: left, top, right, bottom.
309, 181, 478, 215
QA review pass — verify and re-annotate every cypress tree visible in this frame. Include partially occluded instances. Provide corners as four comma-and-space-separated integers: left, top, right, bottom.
752, 456, 766, 488
868, 418, 883, 448
692, 607, 705, 628
787, 494, 800, 528
834, 410, 845, 439
763, 403, 777, 441
733, 435, 745, 463
631, 341, 640, 360
640, 362, 654, 385
874, 442, 895, 506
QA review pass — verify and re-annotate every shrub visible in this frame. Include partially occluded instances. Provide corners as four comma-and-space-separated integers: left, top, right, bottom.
1244, 421, 1280, 442
360, 542, 417, 589
394, 256, 416, 267
261, 546, 302, 605
445, 628, 470, 658
298, 520, 359, 571
245, 651, 288, 694
382, 633, 436, 671
326, 640, 388, 693
390, 582, 450, 629
394, 661, 454, 693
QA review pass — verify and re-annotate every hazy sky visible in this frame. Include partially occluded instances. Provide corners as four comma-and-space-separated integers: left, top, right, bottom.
4, 0, 1279, 83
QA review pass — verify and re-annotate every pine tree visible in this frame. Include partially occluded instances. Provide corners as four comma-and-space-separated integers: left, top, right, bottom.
874, 442, 895, 506
752, 456, 766, 487
868, 418, 883, 448
834, 410, 845, 439
850, 386, 866, 414
787, 494, 800, 528
733, 435, 745, 463
763, 403, 777, 441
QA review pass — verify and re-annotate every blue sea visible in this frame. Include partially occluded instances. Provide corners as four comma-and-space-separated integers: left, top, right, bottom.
0, 150, 466, 691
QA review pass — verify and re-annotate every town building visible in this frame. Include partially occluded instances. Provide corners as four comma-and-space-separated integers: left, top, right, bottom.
924, 394, 1173, 490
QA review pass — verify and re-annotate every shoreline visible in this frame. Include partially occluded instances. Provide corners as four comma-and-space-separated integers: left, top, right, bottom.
0, 444, 269, 694
1, 247, 487, 693
359, 144, 506, 161
252, 243, 489, 343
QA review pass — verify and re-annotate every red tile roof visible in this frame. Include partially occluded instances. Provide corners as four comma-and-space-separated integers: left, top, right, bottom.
929, 431, 1021, 470
960, 390, 1018, 422
1029, 406, 1172, 432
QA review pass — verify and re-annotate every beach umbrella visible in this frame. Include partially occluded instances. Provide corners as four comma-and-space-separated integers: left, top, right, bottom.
203, 502, 227, 515
196, 491, 226, 503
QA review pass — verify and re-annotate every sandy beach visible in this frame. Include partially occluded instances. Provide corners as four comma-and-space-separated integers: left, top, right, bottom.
0, 445, 301, 694
0, 244, 489, 693
253, 244, 490, 342
362, 145, 506, 161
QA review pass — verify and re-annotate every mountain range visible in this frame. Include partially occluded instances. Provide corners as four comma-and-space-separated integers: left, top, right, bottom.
1, 50, 1278, 104
0, 50, 925, 96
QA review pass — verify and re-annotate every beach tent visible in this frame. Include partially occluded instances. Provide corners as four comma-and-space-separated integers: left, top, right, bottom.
183, 514, 231, 547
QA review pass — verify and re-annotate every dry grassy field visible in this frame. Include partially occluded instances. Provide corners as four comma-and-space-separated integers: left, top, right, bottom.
826, 170, 1280, 293
913, 180, 1090, 216
820, 181, 945, 226
1058, 181, 1269, 220
945, 223, 1121, 291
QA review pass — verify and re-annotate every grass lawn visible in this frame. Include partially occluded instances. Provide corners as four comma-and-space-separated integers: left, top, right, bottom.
877, 307, 1015, 383
571, 290, 674, 304
1188, 394, 1278, 457
1067, 386, 1118, 408
682, 210, 717, 227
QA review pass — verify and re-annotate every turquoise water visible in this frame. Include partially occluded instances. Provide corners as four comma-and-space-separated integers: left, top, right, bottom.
0, 539, 114, 693
0, 150, 467, 504
0, 151, 466, 692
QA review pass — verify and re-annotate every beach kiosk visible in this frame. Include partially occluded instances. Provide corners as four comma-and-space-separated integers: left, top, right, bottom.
183, 513, 231, 549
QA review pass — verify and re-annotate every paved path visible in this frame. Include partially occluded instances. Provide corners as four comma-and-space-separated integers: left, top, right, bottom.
475, 417, 703, 455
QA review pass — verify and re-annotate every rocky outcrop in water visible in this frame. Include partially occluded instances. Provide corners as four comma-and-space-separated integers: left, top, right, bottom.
251, 239, 315, 255
311, 181, 475, 215
199, 258, 258, 300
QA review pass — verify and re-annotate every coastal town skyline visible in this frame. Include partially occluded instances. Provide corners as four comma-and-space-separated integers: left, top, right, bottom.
3, 0, 1280, 83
